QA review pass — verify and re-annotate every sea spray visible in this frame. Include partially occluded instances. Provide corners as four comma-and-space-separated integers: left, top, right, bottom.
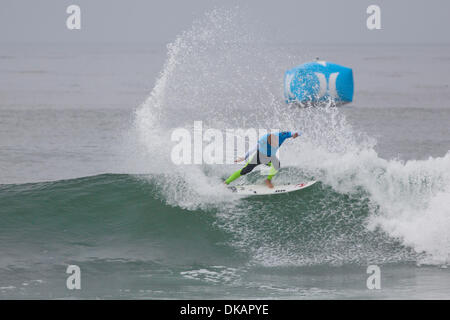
132, 8, 449, 265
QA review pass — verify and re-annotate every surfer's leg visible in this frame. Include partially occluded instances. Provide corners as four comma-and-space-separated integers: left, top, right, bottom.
264, 164, 277, 188
225, 155, 259, 184
240, 163, 258, 175
224, 168, 243, 184
256, 152, 276, 188
266, 156, 280, 181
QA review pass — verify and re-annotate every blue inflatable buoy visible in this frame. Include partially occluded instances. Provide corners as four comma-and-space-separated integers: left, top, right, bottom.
284, 60, 354, 105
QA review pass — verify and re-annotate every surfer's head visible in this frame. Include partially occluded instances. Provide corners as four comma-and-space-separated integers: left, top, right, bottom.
293, 131, 301, 138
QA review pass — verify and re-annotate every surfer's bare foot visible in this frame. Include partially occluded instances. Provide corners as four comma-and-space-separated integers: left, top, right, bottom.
265, 179, 274, 188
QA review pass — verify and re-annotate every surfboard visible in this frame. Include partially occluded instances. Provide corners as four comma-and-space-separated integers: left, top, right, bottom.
228, 180, 317, 196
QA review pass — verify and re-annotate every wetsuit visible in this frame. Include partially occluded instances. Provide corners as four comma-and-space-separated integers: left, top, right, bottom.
225, 131, 294, 184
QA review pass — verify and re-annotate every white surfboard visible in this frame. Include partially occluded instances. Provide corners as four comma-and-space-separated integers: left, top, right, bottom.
228, 181, 317, 196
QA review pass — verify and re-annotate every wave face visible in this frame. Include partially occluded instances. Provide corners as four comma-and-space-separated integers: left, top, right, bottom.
0, 174, 240, 269
0, 173, 419, 269
6, 172, 448, 298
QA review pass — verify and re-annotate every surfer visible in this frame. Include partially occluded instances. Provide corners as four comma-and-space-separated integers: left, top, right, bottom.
224, 131, 300, 188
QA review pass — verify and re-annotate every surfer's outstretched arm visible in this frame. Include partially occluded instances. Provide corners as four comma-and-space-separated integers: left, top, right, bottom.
244, 145, 257, 160
235, 145, 257, 163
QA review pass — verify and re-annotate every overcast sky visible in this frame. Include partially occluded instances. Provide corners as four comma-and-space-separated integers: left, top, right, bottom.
1, 0, 449, 44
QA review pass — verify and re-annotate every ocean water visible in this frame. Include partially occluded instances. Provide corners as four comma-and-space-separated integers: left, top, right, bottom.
1, 10, 450, 299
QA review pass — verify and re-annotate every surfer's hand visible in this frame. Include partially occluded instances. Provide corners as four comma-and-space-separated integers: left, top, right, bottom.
235, 157, 244, 163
